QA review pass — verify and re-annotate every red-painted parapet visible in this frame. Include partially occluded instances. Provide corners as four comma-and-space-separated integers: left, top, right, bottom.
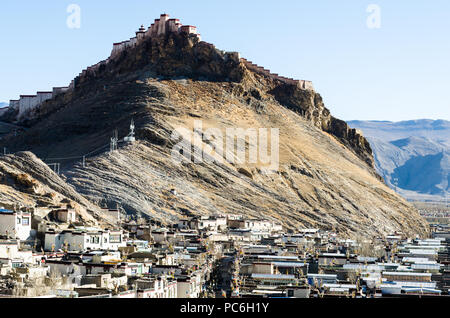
240, 58, 313, 90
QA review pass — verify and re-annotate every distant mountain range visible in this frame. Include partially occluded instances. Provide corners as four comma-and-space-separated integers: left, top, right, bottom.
348, 120, 450, 202
0, 102, 8, 108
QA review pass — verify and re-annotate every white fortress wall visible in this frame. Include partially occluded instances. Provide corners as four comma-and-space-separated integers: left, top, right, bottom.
168, 19, 180, 33
36, 92, 53, 104
11, 87, 66, 119
18, 95, 39, 118
108, 14, 202, 61
53, 87, 66, 96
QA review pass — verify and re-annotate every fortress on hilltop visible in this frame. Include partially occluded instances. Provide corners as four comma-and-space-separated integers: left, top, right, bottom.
5, 14, 314, 121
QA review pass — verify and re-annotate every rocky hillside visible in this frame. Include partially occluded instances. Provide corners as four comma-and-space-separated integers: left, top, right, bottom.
349, 120, 450, 202
0, 29, 429, 237
0, 152, 101, 224
0, 103, 8, 117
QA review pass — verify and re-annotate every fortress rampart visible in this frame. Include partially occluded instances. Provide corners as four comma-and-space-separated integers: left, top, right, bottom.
9, 87, 69, 120
6, 14, 313, 121
241, 58, 314, 90
6, 14, 201, 120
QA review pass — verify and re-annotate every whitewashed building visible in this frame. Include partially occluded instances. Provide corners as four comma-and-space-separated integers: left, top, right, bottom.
193, 215, 227, 231
135, 277, 178, 298
0, 209, 32, 241
176, 274, 202, 298
228, 218, 283, 233
44, 227, 126, 252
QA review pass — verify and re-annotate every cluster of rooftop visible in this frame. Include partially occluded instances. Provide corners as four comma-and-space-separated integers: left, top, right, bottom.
0, 206, 284, 298
231, 229, 450, 298
0, 204, 449, 298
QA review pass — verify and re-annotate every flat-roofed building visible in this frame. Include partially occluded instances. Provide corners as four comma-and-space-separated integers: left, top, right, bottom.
0, 209, 31, 241
44, 227, 125, 252
382, 271, 432, 282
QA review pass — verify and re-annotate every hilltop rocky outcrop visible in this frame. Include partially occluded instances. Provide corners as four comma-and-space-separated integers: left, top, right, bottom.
0, 17, 429, 237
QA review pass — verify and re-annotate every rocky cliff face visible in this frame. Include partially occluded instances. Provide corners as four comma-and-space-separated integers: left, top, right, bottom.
268, 84, 375, 169
0, 31, 429, 237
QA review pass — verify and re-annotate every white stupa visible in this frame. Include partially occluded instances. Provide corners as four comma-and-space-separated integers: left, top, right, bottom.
124, 119, 136, 143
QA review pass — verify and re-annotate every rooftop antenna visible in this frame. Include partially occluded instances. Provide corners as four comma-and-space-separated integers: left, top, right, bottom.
48, 163, 60, 175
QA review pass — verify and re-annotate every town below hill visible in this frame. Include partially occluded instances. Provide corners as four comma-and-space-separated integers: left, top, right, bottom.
0, 209, 449, 298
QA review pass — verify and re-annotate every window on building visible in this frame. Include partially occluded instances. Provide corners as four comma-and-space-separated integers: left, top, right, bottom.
22, 217, 30, 226
110, 234, 122, 243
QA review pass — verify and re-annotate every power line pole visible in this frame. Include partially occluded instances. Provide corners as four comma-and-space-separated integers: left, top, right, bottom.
110, 129, 118, 154
48, 163, 60, 175
115, 129, 118, 150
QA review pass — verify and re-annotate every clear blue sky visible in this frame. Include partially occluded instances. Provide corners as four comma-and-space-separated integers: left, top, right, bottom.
0, 1, 449, 121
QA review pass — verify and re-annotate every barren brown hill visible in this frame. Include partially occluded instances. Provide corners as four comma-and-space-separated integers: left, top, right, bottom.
0, 19, 429, 237
0, 152, 100, 224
